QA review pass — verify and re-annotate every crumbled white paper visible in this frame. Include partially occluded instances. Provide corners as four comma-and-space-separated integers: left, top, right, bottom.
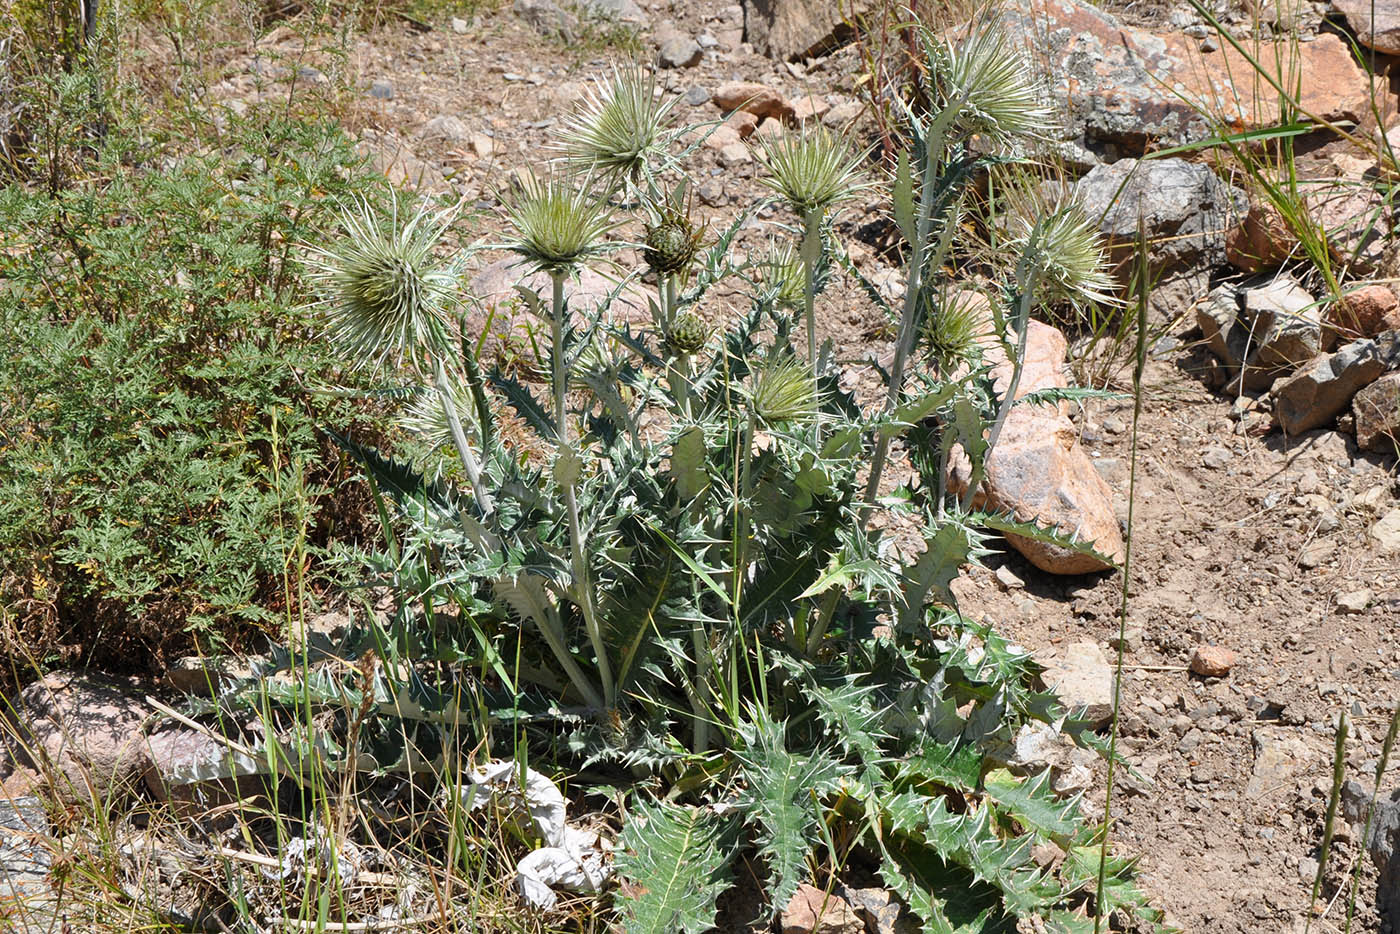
453, 761, 613, 909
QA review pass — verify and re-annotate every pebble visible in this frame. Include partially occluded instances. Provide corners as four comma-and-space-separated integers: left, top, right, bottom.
658, 35, 703, 69
1190, 644, 1237, 678
1337, 589, 1373, 613
995, 564, 1026, 590
370, 79, 394, 99
451, 17, 468, 33
1298, 856, 1320, 884
1202, 446, 1233, 469
684, 85, 711, 106
1102, 415, 1126, 434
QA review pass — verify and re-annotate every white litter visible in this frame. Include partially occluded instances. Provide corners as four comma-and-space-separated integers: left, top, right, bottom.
453, 760, 613, 909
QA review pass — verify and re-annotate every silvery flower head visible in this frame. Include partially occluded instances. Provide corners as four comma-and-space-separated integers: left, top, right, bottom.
304, 197, 459, 370
504, 170, 619, 275
559, 64, 680, 182
755, 124, 871, 218
924, 16, 1057, 148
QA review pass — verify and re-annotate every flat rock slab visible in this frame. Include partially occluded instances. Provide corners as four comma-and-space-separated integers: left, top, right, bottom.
1038, 641, 1117, 726
1003, 0, 1372, 153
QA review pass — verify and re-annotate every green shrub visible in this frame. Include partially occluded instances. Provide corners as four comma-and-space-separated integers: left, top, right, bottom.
0, 112, 391, 667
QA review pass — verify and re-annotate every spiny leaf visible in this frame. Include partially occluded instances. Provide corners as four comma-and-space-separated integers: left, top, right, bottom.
489, 368, 557, 441
616, 801, 737, 934
736, 712, 846, 909
969, 510, 1120, 569
982, 768, 1080, 840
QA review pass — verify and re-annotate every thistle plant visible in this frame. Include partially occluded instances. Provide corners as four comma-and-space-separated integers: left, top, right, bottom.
863, 14, 1066, 513
559, 63, 679, 186
925, 13, 1056, 147
755, 125, 869, 391
643, 185, 707, 415
754, 240, 806, 312
304, 198, 494, 514
285, 15, 1163, 932
504, 168, 617, 709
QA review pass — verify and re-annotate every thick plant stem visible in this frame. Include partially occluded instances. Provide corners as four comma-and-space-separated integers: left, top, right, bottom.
551, 273, 615, 710
800, 208, 823, 434
958, 265, 1039, 514
862, 154, 939, 517
434, 360, 495, 516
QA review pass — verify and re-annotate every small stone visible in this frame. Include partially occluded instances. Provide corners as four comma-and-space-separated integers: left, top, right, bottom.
1299, 539, 1336, 569
718, 141, 751, 166
451, 16, 468, 33
840, 886, 905, 934
1189, 644, 1237, 678
422, 114, 471, 142
657, 35, 703, 69
1299, 856, 1320, 885
793, 95, 831, 122
1200, 37, 1218, 52
822, 98, 861, 127
1202, 446, 1233, 469
1102, 415, 1126, 434
713, 81, 794, 121
781, 883, 864, 934
1110, 627, 1145, 653
1370, 508, 1400, 554
697, 180, 726, 206
468, 133, 495, 159
683, 85, 711, 106
995, 564, 1026, 590
1337, 589, 1373, 614
1326, 286, 1400, 344
696, 32, 718, 49
1272, 335, 1400, 436
1247, 728, 1312, 798
369, 79, 394, 99
1353, 372, 1400, 452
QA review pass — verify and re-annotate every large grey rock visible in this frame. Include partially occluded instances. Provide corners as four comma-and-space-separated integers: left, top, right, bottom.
1197, 276, 1325, 391
144, 727, 265, 806
1273, 334, 1400, 435
1353, 371, 1400, 452
1333, 0, 1400, 54
513, 0, 646, 37
1000, 0, 1372, 156
0, 797, 49, 901
743, 0, 873, 60
1076, 157, 1246, 273
1345, 781, 1400, 921
1245, 728, 1311, 799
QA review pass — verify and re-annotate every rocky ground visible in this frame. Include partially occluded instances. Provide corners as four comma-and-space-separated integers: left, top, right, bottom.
5, 0, 1400, 930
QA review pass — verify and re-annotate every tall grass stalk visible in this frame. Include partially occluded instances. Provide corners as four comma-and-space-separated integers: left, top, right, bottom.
1095, 221, 1149, 933
1308, 711, 1350, 931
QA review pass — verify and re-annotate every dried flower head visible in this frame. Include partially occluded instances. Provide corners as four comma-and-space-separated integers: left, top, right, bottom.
1003, 182, 1117, 313
560, 64, 679, 181
925, 17, 1056, 147
755, 124, 870, 217
504, 171, 618, 274
747, 355, 818, 425
304, 198, 457, 370
754, 241, 806, 310
399, 378, 476, 451
923, 288, 991, 369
